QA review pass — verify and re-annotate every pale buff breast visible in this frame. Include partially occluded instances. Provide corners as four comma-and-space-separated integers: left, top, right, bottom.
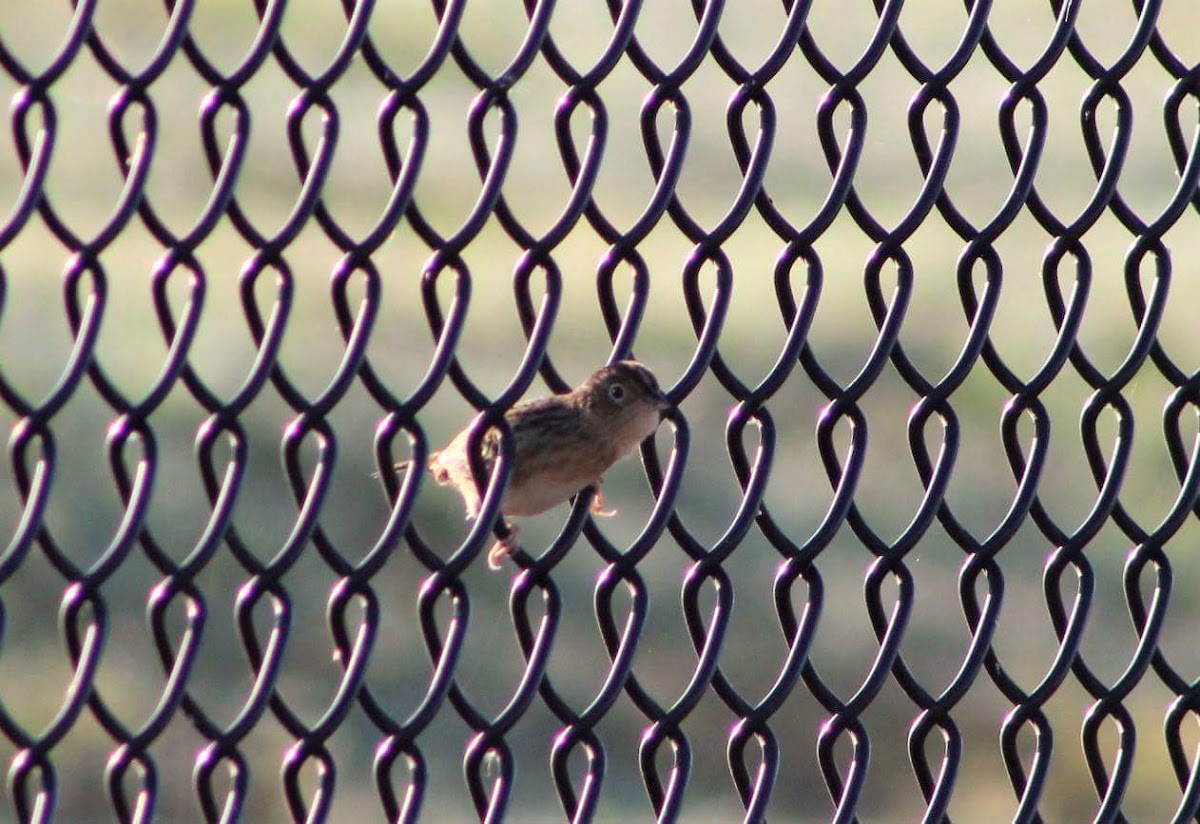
501, 471, 589, 517
502, 404, 661, 516
502, 434, 618, 516
610, 404, 663, 459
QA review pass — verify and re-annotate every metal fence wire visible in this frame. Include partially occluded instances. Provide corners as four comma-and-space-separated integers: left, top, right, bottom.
1, 0, 1200, 822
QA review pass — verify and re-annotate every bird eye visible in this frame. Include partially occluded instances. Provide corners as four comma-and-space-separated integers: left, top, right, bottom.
608, 382, 626, 402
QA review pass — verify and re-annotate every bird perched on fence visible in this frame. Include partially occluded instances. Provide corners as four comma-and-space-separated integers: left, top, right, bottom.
394, 361, 670, 569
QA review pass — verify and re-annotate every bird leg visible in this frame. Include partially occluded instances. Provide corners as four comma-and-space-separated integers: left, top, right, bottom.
589, 483, 617, 517
487, 520, 521, 570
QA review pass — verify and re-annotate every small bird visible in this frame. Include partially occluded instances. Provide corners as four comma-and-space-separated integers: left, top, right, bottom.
397, 361, 670, 569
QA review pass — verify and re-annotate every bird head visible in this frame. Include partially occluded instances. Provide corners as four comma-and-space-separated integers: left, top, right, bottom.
577, 360, 670, 451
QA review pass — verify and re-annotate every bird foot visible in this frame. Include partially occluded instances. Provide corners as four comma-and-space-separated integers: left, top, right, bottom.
590, 487, 617, 517
487, 523, 521, 570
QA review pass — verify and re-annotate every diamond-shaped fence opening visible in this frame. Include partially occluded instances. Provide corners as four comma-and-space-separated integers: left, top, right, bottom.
1, 1, 1199, 822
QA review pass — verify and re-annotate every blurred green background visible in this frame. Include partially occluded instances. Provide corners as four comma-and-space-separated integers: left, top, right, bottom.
1, 0, 1200, 821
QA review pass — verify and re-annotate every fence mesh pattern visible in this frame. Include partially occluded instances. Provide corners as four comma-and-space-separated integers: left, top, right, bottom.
2, 0, 1200, 822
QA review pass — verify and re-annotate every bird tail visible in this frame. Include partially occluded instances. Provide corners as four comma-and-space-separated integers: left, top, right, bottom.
371, 452, 443, 480
371, 459, 414, 480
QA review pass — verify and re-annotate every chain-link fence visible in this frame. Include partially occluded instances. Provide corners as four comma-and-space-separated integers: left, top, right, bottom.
1, 0, 1199, 822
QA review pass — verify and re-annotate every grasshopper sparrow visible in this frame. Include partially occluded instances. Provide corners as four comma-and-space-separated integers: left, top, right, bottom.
402, 361, 669, 568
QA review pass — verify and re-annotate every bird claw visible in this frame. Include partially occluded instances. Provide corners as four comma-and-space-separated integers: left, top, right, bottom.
590, 487, 617, 517
487, 524, 521, 570
487, 540, 515, 570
